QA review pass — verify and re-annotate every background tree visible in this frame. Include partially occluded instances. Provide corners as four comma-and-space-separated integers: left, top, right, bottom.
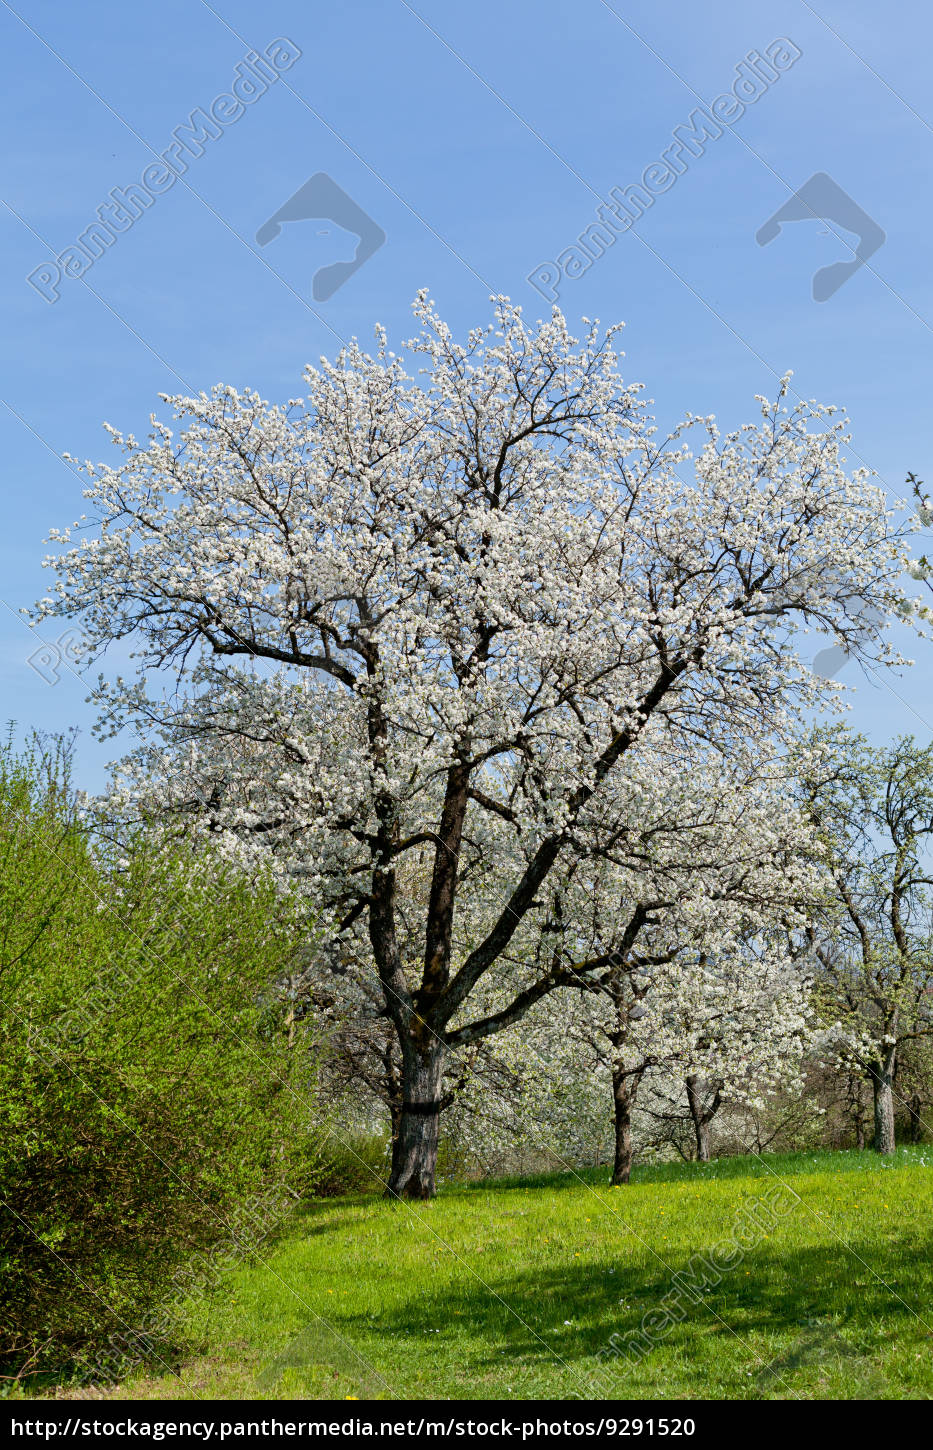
568, 933, 813, 1183
893, 1035, 933, 1144
802, 731, 933, 1153
536, 744, 817, 1182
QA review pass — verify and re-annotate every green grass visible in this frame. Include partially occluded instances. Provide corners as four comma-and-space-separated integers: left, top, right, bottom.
73, 1148, 933, 1400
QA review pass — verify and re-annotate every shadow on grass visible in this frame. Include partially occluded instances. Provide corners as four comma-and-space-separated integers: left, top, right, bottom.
278, 1231, 931, 1398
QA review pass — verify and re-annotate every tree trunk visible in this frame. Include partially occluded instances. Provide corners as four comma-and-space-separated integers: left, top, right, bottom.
870, 1050, 897, 1155
685, 1074, 712, 1162
611, 1068, 636, 1185
385, 1039, 446, 1199
849, 1075, 867, 1150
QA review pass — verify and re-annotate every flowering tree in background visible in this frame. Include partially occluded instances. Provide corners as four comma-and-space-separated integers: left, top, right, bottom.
551, 753, 817, 1182
581, 941, 814, 1182
38, 294, 912, 1197
665, 935, 813, 1163
802, 730, 933, 1153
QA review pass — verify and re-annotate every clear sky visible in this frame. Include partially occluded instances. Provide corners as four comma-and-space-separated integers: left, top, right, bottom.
2, 0, 931, 791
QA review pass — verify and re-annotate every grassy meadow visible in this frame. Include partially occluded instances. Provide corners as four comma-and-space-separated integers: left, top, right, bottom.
63, 1147, 933, 1402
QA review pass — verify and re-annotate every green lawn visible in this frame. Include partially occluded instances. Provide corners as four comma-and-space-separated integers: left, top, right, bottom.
87, 1148, 933, 1400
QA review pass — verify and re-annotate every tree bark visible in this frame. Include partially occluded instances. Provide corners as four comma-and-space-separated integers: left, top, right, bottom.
848, 1073, 867, 1149
685, 1074, 719, 1162
870, 1049, 897, 1155
385, 1038, 446, 1198
611, 1067, 637, 1185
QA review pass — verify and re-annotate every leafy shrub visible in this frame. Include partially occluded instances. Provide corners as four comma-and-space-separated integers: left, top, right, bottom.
0, 735, 325, 1383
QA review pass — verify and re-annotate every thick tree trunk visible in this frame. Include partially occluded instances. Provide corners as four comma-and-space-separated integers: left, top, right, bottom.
385, 1039, 446, 1199
611, 1068, 636, 1185
685, 1074, 713, 1162
870, 1050, 897, 1155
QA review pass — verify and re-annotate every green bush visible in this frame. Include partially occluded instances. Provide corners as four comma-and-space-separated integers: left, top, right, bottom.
0, 735, 325, 1384
312, 1132, 393, 1197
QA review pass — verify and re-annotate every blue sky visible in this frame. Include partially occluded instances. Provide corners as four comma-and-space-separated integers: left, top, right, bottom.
2, 0, 931, 790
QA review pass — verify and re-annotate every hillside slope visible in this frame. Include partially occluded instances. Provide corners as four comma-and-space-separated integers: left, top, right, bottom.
68, 1148, 933, 1401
